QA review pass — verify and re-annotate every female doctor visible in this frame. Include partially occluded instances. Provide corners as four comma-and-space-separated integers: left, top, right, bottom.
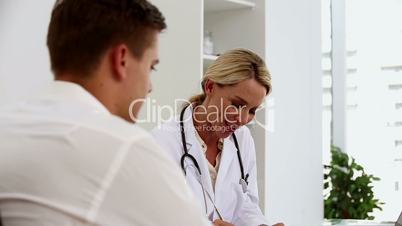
152, 49, 282, 226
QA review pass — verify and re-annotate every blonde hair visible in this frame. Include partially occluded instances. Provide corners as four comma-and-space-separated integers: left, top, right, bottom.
189, 48, 272, 105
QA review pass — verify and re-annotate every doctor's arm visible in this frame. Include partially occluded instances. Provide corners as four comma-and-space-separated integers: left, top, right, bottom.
241, 159, 285, 226
228, 130, 266, 226
237, 130, 284, 226
213, 219, 234, 226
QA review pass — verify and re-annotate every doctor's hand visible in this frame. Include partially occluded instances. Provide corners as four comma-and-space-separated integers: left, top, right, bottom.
272, 223, 285, 226
259, 223, 284, 226
213, 219, 234, 226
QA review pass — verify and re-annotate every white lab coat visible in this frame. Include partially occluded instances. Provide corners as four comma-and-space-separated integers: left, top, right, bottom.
151, 106, 269, 226
0, 81, 209, 226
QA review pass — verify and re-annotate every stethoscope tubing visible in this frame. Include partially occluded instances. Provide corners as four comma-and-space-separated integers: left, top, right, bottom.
179, 105, 248, 183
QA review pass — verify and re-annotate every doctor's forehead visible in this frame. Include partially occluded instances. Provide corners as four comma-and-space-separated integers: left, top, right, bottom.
226, 86, 265, 107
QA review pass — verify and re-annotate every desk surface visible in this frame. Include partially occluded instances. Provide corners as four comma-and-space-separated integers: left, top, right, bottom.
323, 219, 395, 226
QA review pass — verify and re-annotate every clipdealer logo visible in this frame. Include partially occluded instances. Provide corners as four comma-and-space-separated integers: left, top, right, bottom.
128, 97, 275, 132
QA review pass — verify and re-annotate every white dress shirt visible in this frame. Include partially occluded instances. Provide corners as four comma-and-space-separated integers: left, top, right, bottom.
194, 130, 223, 190
0, 81, 208, 226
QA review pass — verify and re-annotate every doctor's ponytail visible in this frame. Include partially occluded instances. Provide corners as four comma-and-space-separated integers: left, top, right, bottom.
189, 93, 206, 106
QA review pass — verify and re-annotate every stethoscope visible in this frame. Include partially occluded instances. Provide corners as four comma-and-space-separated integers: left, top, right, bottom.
179, 105, 249, 194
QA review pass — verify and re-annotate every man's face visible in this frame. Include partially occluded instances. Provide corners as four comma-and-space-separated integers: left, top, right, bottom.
124, 32, 159, 122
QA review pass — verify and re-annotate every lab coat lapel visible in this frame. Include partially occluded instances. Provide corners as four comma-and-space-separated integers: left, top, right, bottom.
182, 106, 215, 201
215, 135, 236, 192
186, 135, 215, 198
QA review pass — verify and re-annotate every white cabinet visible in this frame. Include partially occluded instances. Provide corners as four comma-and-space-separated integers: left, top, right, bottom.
202, 0, 269, 211
202, 0, 266, 71
204, 0, 256, 12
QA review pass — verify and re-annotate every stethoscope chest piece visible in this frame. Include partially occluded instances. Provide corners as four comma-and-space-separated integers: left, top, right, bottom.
239, 178, 248, 193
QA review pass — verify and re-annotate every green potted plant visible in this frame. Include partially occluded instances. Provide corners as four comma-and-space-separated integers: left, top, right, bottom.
324, 146, 384, 220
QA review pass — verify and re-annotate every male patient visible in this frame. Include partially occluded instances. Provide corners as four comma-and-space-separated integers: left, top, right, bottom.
0, 0, 208, 225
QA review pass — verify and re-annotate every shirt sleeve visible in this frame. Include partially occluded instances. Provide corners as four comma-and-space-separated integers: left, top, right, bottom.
93, 135, 210, 226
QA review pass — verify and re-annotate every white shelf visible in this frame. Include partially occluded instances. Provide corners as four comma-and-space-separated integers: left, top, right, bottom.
203, 54, 218, 62
204, 0, 255, 13
381, 65, 402, 72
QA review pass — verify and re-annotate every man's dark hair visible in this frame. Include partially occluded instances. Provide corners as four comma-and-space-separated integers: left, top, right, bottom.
47, 0, 166, 77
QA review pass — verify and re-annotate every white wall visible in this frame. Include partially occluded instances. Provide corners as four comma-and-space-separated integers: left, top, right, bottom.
265, 0, 323, 225
0, 0, 203, 129
137, 0, 203, 130
0, 0, 54, 106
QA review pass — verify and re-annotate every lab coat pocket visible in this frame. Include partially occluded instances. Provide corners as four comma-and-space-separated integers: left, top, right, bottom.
231, 181, 248, 210
233, 181, 268, 226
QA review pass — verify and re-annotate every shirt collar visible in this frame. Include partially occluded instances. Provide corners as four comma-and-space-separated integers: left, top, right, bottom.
182, 105, 225, 152
194, 129, 224, 154
37, 81, 110, 114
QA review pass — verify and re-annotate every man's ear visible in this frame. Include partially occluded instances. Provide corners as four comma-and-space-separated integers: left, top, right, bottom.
204, 79, 215, 95
110, 44, 130, 81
